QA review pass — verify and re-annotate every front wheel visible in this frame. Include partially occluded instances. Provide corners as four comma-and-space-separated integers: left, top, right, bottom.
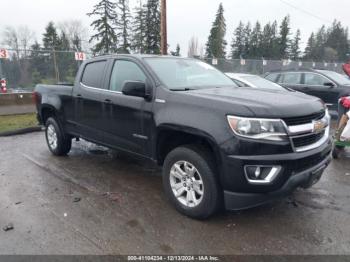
162, 145, 221, 219
45, 117, 71, 156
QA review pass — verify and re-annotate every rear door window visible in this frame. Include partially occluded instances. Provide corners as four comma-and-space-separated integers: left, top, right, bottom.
304, 73, 330, 86
81, 60, 107, 88
265, 73, 280, 83
280, 73, 302, 85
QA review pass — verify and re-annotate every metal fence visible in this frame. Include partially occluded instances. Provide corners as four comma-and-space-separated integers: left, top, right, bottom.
0, 49, 92, 91
204, 58, 345, 76
0, 50, 347, 91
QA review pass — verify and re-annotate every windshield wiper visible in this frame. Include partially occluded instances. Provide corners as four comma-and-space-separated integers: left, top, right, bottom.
170, 88, 196, 91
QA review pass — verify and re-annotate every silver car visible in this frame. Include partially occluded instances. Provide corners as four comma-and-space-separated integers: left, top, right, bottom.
225, 73, 288, 91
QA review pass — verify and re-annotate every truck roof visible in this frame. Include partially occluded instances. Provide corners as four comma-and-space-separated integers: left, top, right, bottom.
90, 54, 182, 61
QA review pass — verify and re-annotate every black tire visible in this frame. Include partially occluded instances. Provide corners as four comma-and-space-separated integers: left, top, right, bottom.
332, 147, 340, 159
162, 145, 221, 219
45, 117, 71, 156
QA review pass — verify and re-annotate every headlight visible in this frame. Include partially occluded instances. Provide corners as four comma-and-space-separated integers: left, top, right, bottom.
227, 116, 288, 141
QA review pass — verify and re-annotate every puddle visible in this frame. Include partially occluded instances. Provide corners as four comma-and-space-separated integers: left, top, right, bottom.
89, 149, 108, 155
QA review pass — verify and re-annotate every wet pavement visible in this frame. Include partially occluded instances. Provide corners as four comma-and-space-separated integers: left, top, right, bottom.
0, 132, 349, 255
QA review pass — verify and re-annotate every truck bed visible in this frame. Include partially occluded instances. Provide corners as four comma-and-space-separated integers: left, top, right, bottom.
35, 84, 73, 97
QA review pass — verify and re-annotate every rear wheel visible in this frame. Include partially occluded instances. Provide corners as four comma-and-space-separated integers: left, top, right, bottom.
162, 145, 221, 219
45, 117, 71, 156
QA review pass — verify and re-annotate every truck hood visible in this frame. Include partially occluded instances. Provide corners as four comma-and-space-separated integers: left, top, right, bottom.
186, 87, 324, 118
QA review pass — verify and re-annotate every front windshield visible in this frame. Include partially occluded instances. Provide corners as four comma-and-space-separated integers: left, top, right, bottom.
317, 70, 350, 86
240, 75, 286, 91
144, 58, 237, 90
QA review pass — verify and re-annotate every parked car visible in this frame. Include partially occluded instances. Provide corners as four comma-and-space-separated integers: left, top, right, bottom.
34, 55, 332, 219
225, 73, 289, 91
264, 69, 350, 116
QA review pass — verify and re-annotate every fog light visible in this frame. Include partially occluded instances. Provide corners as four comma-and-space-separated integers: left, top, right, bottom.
244, 165, 282, 185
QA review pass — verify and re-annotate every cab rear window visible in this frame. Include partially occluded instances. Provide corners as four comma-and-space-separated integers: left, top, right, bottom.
81, 60, 107, 88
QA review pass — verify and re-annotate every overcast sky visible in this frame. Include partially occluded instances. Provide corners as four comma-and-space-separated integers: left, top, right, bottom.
1, 0, 349, 56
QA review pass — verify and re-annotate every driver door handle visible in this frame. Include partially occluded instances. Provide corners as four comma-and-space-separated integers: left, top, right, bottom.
104, 99, 112, 104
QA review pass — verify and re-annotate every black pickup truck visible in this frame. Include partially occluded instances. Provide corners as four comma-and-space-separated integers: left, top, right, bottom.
34, 55, 332, 219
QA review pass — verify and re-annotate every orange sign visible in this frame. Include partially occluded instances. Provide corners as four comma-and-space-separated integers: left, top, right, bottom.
75, 52, 86, 61
0, 48, 9, 59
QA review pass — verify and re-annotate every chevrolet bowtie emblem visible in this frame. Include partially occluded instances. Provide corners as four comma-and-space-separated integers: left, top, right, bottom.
313, 120, 326, 133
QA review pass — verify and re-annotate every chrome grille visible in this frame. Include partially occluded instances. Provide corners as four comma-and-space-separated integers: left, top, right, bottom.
283, 111, 325, 126
284, 111, 329, 152
292, 131, 326, 148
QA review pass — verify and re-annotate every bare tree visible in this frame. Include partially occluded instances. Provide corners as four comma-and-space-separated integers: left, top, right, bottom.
58, 20, 89, 51
2, 26, 20, 58
2, 26, 35, 58
18, 26, 35, 58
2, 25, 35, 86
188, 36, 199, 57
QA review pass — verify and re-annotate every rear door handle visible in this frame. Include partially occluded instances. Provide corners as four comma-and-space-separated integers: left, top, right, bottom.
76, 94, 83, 98
104, 99, 112, 104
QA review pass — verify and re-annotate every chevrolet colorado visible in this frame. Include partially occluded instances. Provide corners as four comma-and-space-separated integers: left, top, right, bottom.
34, 55, 332, 219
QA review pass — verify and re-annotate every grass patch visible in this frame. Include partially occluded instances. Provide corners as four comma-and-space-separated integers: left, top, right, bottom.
0, 113, 38, 133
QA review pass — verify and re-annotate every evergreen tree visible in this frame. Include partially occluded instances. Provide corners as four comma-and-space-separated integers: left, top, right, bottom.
325, 20, 349, 60
259, 21, 279, 59
243, 22, 252, 58
230, 21, 245, 59
132, 0, 146, 53
304, 21, 349, 61
43, 22, 59, 50
260, 22, 272, 58
278, 15, 291, 59
57, 32, 74, 81
117, 0, 132, 53
170, 44, 181, 56
290, 29, 301, 60
42, 22, 60, 81
249, 21, 262, 59
29, 42, 46, 84
87, 0, 118, 55
314, 25, 326, 59
175, 44, 181, 56
144, 0, 161, 54
205, 3, 227, 58
269, 21, 280, 59
304, 32, 316, 60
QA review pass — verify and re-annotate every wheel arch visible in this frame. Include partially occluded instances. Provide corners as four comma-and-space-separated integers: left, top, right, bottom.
40, 104, 59, 125
156, 125, 222, 174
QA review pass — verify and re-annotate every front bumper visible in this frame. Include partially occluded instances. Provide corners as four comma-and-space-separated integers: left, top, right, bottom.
224, 153, 331, 210
220, 137, 332, 210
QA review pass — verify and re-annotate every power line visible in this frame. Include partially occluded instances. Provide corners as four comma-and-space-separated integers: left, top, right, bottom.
278, 0, 333, 24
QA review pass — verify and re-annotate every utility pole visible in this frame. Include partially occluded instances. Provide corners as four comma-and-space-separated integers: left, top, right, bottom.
160, 0, 168, 55
52, 48, 59, 83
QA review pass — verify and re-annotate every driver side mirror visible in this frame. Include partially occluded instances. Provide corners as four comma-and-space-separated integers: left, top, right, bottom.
122, 81, 152, 100
324, 82, 335, 88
